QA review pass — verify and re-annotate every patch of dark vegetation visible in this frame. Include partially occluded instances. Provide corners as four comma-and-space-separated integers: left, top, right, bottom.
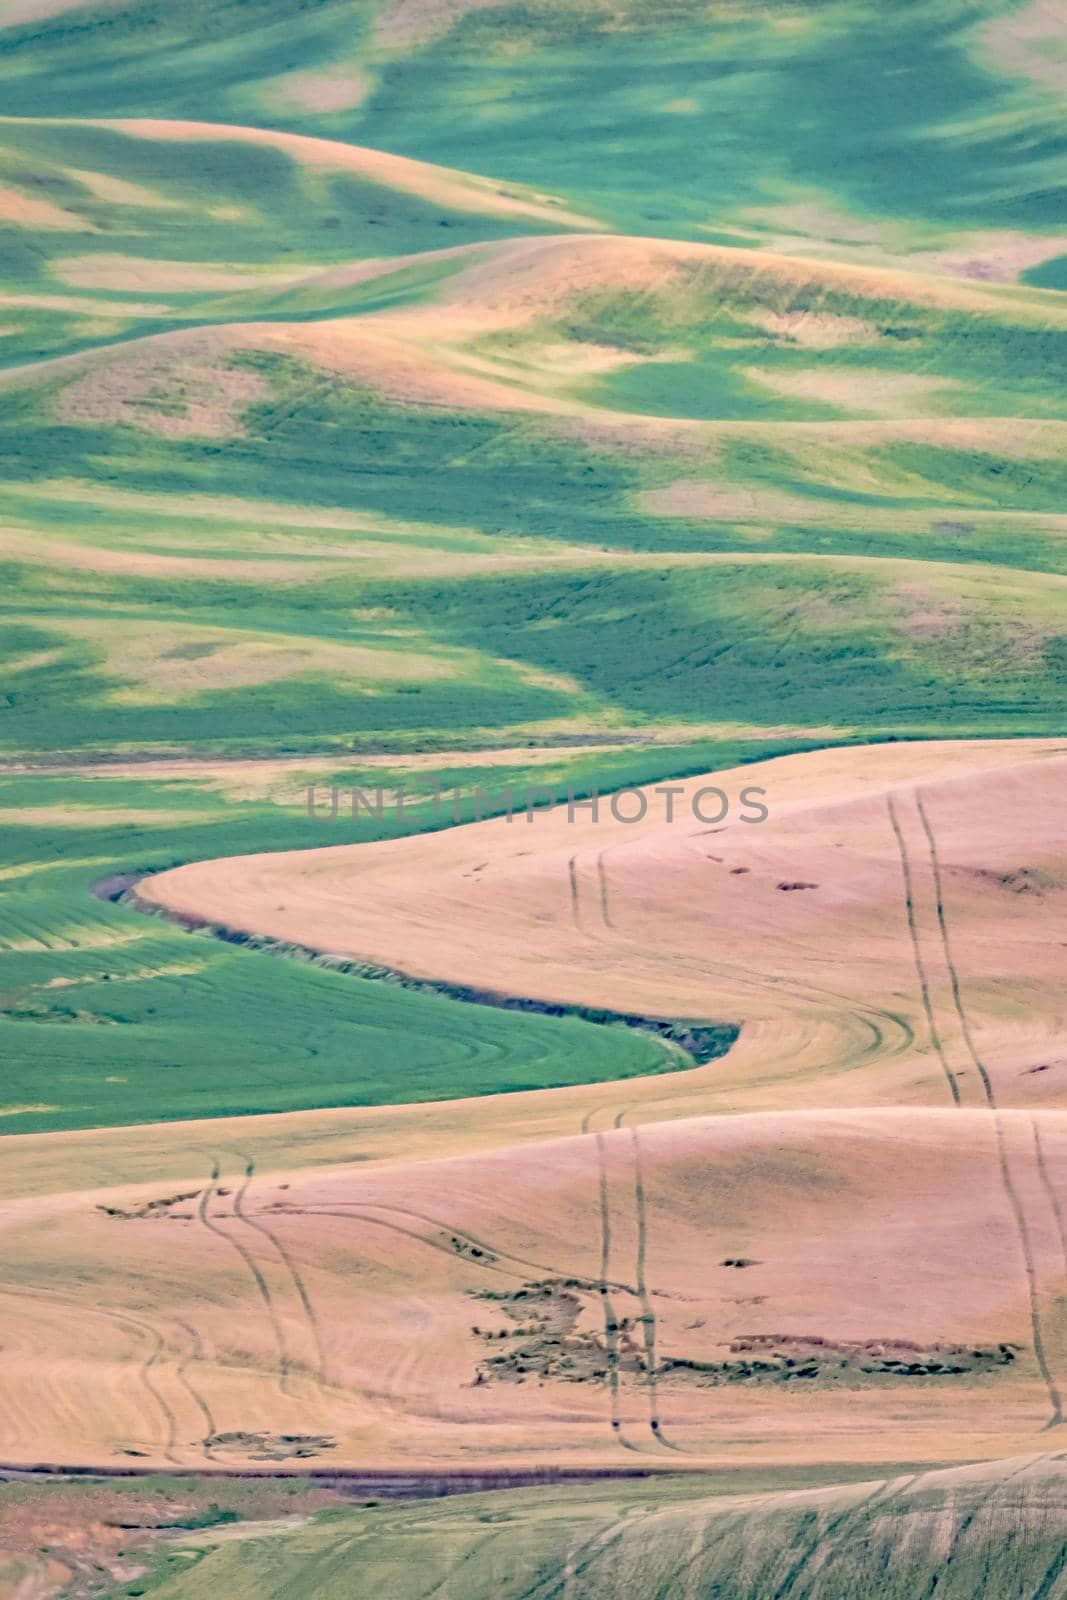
472, 1279, 645, 1385
203, 1433, 336, 1462
970, 865, 1059, 896
448, 1235, 499, 1265
476, 1276, 604, 1302
659, 1335, 1020, 1387
90, 872, 147, 903
469, 1282, 1020, 1393
96, 1189, 202, 1221
776, 881, 819, 892
106, 1504, 239, 1532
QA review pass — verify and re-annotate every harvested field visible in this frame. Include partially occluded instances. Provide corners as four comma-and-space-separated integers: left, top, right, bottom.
0, 740, 1062, 1475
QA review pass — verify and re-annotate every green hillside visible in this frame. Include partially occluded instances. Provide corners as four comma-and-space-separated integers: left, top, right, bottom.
83, 1456, 1067, 1600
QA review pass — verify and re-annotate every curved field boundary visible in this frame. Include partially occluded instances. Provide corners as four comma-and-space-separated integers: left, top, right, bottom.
103, 872, 740, 1067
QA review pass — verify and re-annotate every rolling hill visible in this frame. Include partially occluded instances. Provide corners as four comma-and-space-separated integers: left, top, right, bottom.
0, 1, 1065, 1596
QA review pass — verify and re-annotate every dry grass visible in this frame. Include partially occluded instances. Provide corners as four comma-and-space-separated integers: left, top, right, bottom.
750, 308, 879, 347
0, 804, 219, 826
742, 198, 1067, 285
743, 365, 961, 418
0, 183, 90, 231
0, 527, 340, 583
978, 0, 1067, 96
264, 64, 373, 113
374, 0, 511, 47
53, 616, 457, 702
2, 1100, 1066, 1469
92, 119, 601, 228
50, 328, 270, 438
60, 166, 180, 209
638, 482, 837, 521
0, 0, 116, 20
915, 230, 1067, 283
12, 479, 471, 537
52, 254, 305, 293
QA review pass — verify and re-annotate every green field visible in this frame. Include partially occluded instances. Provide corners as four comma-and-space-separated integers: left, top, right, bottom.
51, 1457, 1067, 1600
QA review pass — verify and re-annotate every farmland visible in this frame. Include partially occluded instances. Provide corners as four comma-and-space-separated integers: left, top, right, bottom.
66, 1458, 1067, 1600
0, 749, 750, 1134
0, 0, 1065, 1596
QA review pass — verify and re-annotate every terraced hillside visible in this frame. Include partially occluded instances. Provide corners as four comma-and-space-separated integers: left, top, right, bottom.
0, 1, 1065, 1597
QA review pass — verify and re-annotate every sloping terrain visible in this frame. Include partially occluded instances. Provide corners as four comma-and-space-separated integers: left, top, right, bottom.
0, 1, 1065, 1597
9, 1454, 1067, 1600
139, 738, 1067, 1114
73, 1456, 1067, 1600
4, 1102, 1067, 1470
1, 739, 1065, 1479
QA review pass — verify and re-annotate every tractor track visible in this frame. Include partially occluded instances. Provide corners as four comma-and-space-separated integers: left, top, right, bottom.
196, 1159, 291, 1399
229, 1151, 328, 1391
894, 787, 1064, 1431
